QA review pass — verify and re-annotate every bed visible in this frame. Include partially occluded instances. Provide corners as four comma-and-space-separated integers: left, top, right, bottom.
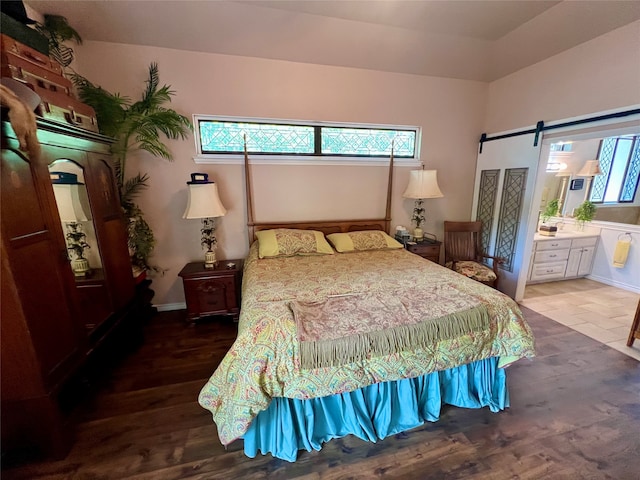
198, 148, 536, 462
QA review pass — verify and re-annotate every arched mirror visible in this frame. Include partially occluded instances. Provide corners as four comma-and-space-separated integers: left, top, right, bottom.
49, 159, 103, 276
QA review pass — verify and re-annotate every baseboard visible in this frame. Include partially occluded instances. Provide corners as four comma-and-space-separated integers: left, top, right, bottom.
155, 302, 186, 312
587, 274, 640, 294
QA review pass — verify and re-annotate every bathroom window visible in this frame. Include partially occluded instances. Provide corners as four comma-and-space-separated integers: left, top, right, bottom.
590, 136, 639, 203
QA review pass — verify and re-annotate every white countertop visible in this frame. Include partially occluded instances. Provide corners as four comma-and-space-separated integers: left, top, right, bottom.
534, 230, 600, 241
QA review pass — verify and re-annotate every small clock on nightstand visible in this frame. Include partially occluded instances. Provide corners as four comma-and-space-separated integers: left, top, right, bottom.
178, 259, 243, 323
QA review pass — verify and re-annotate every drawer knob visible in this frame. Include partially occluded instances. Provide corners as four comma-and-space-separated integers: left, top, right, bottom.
549, 254, 556, 257
546, 269, 553, 273
197, 284, 221, 294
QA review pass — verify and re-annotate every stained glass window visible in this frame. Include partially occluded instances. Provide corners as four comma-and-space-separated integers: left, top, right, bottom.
197, 117, 418, 159
620, 139, 640, 202
590, 135, 639, 204
321, 128, 415, 157
199, 121, 314, 154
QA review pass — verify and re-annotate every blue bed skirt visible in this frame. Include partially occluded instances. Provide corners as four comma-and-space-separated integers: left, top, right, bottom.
243, 356, 508, 462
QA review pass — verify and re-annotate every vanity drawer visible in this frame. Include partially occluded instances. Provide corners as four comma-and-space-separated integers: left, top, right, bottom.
535, 239, 572, 251
534, 248, 570, 263
571, 236, 598, 248
530, 261, 567, 281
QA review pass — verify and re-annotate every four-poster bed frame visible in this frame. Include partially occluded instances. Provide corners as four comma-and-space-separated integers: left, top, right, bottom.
243, 140, 395, 241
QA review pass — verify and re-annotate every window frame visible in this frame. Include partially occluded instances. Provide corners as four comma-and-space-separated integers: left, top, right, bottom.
193, 115, 422, 166
589, 135, 640, 204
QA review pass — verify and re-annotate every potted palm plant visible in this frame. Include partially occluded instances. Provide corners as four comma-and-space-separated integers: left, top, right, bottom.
34, 14, 82, 67
72, 64, 191, 274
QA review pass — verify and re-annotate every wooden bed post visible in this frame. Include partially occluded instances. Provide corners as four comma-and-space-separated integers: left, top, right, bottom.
244, 135, 256, 244
384, 145, 394, 234
243, 140, 395, 238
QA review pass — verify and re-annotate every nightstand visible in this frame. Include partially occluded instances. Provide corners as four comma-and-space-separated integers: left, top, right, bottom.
178, 259, 243, 322
405, 240, 442, 264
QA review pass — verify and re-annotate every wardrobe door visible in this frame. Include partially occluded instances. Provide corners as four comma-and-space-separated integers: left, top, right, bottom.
1, 143, 84, 389
85, 152, 135, 311
48, 155, 113, 333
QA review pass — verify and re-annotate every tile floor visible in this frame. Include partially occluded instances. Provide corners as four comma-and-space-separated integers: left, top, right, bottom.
520, 278, 640, 361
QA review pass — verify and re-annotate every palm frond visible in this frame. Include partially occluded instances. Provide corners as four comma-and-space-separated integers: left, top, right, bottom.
145, 63, 160, 100
49, 44, 74, 67
135, 110, 192, 140
113, 157, 124, 185
135, 133, 172, 159
71, 74, 130, 137
121, 173, 150, 204
131, 86, 173, 114
42, 14, 83, 44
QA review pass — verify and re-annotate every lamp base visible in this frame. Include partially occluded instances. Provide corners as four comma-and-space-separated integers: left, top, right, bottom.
72, 258, 90, 276
204, 250, 217, 269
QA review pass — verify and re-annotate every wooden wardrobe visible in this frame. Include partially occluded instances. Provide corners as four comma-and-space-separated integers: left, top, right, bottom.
1, 116, 153, 460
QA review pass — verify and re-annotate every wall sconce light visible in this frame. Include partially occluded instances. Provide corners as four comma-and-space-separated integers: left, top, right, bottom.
402, 167, 444, 241
183, 173, 227, 268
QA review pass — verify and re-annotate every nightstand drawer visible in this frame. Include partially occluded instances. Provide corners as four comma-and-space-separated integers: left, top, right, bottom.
179, 260, 243, 322
188, 277, 234, 316
407, 244, 439, 255
405, 241, 442, 263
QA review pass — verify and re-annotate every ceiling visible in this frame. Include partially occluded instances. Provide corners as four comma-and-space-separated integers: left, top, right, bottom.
25, 0, 640, 82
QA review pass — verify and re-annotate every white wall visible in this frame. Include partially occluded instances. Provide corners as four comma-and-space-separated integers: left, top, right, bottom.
485, 20, 640, 133
484, 20, 640, 298
70, 19, 640, 306
72, 42, 487, 307
590, 223, 640, 293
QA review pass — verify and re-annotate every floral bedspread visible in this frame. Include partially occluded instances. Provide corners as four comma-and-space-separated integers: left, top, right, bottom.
198, 245, 535, 445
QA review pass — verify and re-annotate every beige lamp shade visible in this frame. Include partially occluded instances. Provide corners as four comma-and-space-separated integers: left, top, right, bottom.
577, 160, 603, 177
183, 176, 227, 219
52, 183, 92, 222
403, 170, 444, 199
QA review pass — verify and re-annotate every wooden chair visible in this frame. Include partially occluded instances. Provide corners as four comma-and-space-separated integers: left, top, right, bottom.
444, 221, 504, 289
626, 298, 640, 347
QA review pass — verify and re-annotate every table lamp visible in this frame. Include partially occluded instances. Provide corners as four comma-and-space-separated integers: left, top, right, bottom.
183, 173, 227, 268
51, 171, 93, 276
577, 160, 603, 201
402, 167, 444, 240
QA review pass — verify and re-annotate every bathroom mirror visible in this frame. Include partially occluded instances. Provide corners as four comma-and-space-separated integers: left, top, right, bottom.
49, 159, 104, 277
540, 134, 640, 226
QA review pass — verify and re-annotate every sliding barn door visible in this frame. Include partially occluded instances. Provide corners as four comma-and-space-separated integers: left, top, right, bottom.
472, 133, 542, 299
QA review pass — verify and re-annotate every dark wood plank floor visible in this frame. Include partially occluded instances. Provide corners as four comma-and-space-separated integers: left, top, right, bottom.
3, 307, 640, 479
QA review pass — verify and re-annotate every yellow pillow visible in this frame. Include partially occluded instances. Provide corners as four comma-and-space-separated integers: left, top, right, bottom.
326, 230, 403, 253
255, 229, 334, 258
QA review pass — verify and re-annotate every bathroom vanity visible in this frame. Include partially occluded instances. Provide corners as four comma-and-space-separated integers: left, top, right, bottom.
527, 231, 599, 283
